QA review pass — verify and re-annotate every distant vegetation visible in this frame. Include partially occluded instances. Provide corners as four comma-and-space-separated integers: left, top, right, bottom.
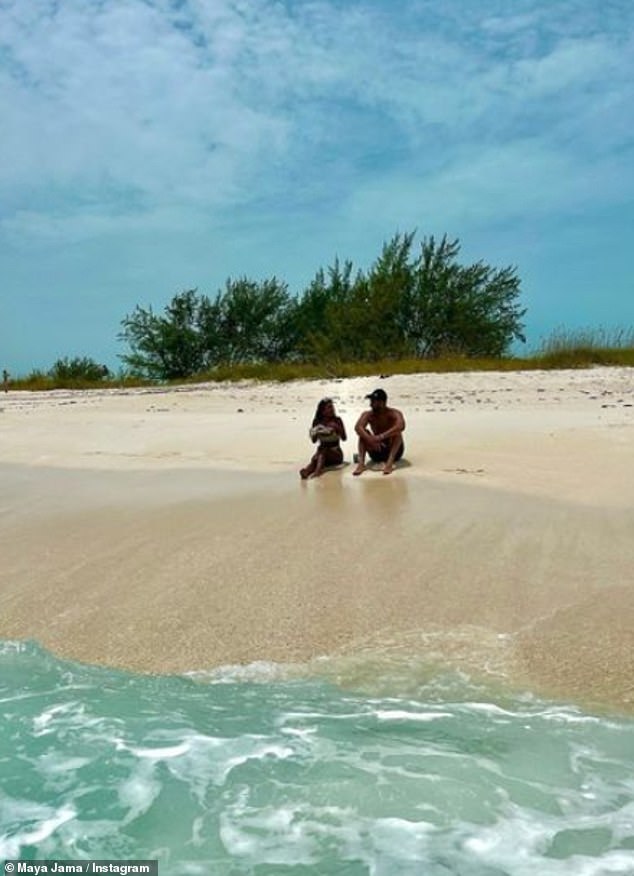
4, 230, 633, 390
48, 356, 112, 383
119, 233, 526, 380
533, 327, 634, 369
8, 357, 143, 391
7, 328, 633, 392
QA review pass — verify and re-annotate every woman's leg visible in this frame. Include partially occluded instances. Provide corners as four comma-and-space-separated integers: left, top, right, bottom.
299, 452, 318, 479
323, 447, 343, 467
311, 450, 327, 478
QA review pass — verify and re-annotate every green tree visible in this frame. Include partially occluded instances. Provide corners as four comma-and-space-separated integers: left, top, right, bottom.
119, 280, 297, 379
294, 259, 362, 361
352, 232, 415, 359
197, 293, 230, 367
119, 289, 206, 379
294, 231, 524, 362
403, 235, 526, 357
218, 277, 297, 364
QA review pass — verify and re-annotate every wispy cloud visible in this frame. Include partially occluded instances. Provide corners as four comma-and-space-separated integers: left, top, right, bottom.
3, 0, 632, 236
2, 0, 633, 368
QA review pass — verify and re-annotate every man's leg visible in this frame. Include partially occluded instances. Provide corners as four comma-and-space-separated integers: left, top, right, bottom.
353, 435, 370, 475
382, 435, 403, 475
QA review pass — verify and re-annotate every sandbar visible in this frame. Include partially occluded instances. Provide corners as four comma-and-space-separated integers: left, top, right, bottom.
0, 367, 632, 713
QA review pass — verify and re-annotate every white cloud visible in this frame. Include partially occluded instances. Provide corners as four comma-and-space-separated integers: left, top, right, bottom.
1, 0, 633, 244
2, 0, 290, 208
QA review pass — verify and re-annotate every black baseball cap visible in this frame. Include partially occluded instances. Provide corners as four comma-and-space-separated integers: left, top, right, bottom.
365, 388, 387, 402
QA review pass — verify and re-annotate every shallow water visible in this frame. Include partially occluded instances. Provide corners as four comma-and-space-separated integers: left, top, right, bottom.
2, 640, 634, 875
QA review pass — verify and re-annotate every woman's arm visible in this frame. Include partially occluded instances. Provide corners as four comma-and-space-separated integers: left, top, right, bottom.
335, 417, 347, 441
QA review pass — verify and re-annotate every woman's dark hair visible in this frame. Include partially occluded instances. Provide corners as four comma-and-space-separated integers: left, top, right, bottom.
312, 397, 333, 427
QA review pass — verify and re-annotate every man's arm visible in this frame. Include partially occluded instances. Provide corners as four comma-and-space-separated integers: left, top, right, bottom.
354, 410, 372, 437
355, 410, 382, 450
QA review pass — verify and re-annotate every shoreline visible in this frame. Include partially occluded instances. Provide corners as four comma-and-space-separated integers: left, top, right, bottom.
1, 367, 633, 713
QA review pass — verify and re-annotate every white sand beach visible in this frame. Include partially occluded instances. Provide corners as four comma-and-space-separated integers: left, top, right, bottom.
0, 367, 633, 712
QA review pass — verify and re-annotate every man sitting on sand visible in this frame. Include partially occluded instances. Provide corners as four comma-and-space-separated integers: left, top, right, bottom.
353, 388, 406, 476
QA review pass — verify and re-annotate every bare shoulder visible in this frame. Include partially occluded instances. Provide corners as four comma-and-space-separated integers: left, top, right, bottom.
388, 406, 406, 427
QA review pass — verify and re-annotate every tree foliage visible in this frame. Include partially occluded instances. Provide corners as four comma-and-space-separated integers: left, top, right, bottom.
119, 232, 526, 379
119, 290, 205, 380
49, 356, 110, 382
216, 277, 296, 364
120, 280, 296, 378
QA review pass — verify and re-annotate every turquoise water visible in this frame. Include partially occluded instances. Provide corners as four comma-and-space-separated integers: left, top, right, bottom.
2, 641, 634, 875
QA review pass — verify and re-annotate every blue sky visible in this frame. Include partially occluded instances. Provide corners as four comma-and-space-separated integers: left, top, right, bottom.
2, 0, 633, 375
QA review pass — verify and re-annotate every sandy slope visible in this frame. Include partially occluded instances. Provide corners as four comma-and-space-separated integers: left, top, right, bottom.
0, 367, 632, 711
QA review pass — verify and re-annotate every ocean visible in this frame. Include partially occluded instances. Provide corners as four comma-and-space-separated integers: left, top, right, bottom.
2, 639, 634, 875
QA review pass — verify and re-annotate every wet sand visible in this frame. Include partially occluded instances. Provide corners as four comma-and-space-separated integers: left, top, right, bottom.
0, 368, 633, 712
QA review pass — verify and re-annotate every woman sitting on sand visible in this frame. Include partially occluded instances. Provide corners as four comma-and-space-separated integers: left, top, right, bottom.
300, 398, 347, 479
